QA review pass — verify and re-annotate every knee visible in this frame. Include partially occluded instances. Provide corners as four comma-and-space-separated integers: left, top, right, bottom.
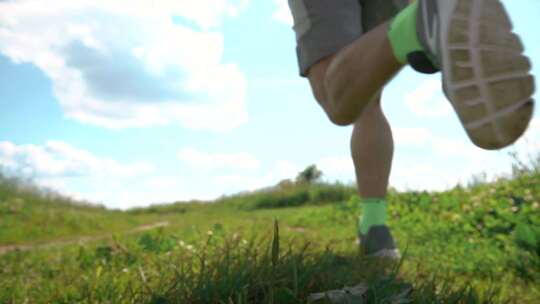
314, 86, 357, 126
308, 56, 367, 126
334, 93, 383, 127
327, 107, 357, 126
323, 61, 370, 126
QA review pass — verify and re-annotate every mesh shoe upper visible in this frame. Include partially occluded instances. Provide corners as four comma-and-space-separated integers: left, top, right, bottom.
359, 225, 399, 258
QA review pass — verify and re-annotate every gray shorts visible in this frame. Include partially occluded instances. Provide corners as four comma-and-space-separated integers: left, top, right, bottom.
289, 0, 408, 77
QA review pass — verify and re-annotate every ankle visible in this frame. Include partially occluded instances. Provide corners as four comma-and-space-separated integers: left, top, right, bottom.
359, 198, 388, 235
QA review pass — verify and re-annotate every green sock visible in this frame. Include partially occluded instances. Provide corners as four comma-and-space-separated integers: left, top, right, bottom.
387, 1, 424, 64
359, 198, 387, 235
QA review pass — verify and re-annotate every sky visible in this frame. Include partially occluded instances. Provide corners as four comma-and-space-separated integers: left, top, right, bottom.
0, 0, 539, 209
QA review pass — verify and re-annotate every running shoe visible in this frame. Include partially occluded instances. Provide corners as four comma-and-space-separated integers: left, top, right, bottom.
359, 225, 400, 259
412, 0, 535, 150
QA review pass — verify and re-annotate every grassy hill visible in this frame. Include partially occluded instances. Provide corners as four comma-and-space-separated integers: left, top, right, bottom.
0, 174, 169, 245
0, 159, 539, 303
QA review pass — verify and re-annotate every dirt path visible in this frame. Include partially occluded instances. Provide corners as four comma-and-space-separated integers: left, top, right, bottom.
0, 221, 169, 256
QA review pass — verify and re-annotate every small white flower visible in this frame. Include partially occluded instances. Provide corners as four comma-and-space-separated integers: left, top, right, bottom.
207, 230, 213, 236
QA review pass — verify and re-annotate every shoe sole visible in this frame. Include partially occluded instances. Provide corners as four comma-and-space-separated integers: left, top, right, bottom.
442, 0, 535, 150
365, 248, 401, 260
356, 238, 401, 260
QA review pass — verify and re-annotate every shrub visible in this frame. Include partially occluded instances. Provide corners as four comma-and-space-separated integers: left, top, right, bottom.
308, 183, 355, 204
252, 187, 310, 209
245, 182, 355, 210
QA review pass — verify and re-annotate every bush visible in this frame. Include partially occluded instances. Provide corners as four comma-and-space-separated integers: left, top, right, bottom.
309, 183, 355, 204
245, 182, 355, 210
252, 187, 310, 209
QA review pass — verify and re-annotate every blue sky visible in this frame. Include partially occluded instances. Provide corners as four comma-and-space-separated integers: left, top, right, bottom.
0, 0, 538, 209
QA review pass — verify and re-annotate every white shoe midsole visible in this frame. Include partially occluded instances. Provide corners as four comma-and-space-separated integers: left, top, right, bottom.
367, 249, 401, 259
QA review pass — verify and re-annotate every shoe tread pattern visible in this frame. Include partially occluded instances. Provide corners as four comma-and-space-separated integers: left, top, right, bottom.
445, 0, 535, 150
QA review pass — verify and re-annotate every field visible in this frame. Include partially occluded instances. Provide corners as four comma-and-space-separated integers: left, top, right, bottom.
1, 160, 539, 303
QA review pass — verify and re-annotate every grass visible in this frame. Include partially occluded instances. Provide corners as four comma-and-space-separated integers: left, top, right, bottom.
0, 159, 539, 303
0, 174, 170, 245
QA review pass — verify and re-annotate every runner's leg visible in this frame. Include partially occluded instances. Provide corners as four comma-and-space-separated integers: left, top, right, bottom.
289, 0, 403, 257
351, 97, 393, 199
351, 94, 399, 258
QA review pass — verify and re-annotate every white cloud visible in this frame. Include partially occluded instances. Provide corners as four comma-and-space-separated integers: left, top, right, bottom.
0, 141, 165, 209
165, 0, 250, 29
393, 127, 433, 146
212, 160, 303, 192
431, 137, 488, 160
273, 0, 293, 25
108, 159, 299, 208
34, 178, 67, 192
391, 148, 512, 191
315, 150, 489, 191
68, 181, 210, 210
272, 160, 300, 179
391, 137, 507, 191
0, 0, 249, 131
391, 163, 456, 191
397, 132, 508, 188
0, 141, 154, 178
405, 79, 453, 118
389, 123, 540, 191
312, 115, 540, 191
40, 174, 216, 210
213, 174, 269, 191
178, 148, 260, 170
108, 115, 540, 206
0, 141, 302, 209
318, 156, 354, 180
